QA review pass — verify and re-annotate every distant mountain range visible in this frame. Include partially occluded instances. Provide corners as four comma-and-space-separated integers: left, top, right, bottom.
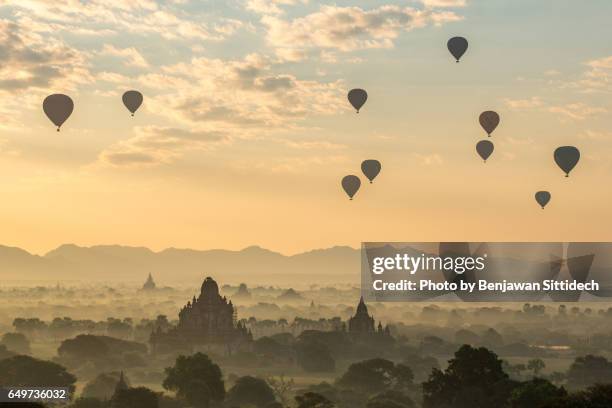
0, 244, 361, 284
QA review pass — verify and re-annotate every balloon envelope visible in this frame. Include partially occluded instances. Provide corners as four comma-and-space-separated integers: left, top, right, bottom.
341, 175, 361, 200
43, 94, 74, 131
447, 37, 468, 62
476, 140, 494, 162
479, 111, 500, 136
122, 90, 143, 116
535, 191, 551, 209
348, 89, 367, 113
361, 160, 381, 183
554, 146, 580, 177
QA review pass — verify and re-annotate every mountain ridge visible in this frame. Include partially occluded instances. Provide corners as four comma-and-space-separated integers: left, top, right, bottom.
0, 244, 361, 283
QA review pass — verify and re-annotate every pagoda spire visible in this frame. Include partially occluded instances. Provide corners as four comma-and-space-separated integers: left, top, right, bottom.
356, 296, 368, 314
114, 371, 128, 395
142, 273, 156, 290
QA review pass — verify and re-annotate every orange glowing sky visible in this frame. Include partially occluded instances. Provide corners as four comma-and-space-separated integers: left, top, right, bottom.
0, 0, 611, 255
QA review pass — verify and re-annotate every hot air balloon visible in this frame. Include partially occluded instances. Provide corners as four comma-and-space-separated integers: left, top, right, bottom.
479, 111, 500, 136
43, 94, 74, 131
361, 160, 381, 183
122, 90, 143, 117
554, 146, 580, 177
535, 191, 551, 209
348, 89, 367, 113
341, 175, 361, 200
476, 140, 494, 162
447, 37, 468, 62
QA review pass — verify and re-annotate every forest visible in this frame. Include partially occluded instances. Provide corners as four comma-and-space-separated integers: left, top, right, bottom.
1, 280, 612, 407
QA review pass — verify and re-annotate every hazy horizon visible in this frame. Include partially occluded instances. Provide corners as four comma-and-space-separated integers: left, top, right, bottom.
1, 241, 361, 257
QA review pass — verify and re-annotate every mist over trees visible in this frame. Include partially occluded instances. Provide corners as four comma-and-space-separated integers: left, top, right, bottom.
2, 279, 612, 407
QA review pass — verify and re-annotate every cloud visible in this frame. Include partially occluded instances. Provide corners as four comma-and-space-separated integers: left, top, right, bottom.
94, 52, 346, 168
99, 45, 149, 68
99, 126, 229, 167
420, 0, 467, 7
547, 103, 606, 121
4, 1, 241, 42
0, 19, 91, 93
246, 0, 306, 15
579, 56, 612, 93
586, 56, 612, 71
504, 96, 606, 121
411, 153, 443, 166
580, 130, 612, 140
142, 53, 345, 129
260, 5, 462, 58
232, 154, 348, 174
214, 19, 247, 36
97, 71, 131, 84
505, 136, 533, 145
279, 139, 346, 150
504, 97, 543, 109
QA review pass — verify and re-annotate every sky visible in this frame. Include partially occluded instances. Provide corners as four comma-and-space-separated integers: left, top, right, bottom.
0, 0, 611, 255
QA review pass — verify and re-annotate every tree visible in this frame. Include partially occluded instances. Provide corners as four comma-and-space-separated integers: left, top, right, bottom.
226, 376, 276, 407
58, 335, 146, 362
367, 390, 415, 408
527, 359, 546, 377
548, 371, 566, 385
1, 332, 31, 354
509, 378, 566, 408
295, 392, 335, 408
566, 355, 612, 390
402, 352, 439, 381
503, 360, 527, 380
12, 317, 47, 337
541, 384, 612, 407
267, 375, 295, 406
0, 355, 76, 395
163, 352, 225, 408
254, 337, 283, 357
82, 372, 130, 400
59, 334, 109, 360
70, 397, 105, 408
158, 395, 186, 408
337, 358, 413, 395
422, 345, 517, 408
111, 387, 159, 408
579, 384, 612, 406
482, 328, 504, 347
454, 329, 479, 345
0, 344, 17, 360
301, 382, 340, 405
295, 340, 335, 372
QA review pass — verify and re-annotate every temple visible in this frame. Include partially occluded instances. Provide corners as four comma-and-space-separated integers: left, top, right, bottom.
348, 297, 391, 337
142, 273, 156, 290
114, 371, 128, 395
150, 277, 252, 354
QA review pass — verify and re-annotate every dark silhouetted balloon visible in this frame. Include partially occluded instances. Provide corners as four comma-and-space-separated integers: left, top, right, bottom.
43, 94, 74, 131
476, 140, 494, 162
122, 90, 143, 117
348, 89, 367, 113
447, 37, 468, 62
535, 191, 551, 209
479, 111, 500, 136
361, 160, 381, 183
554, 146, 580, 177
341, 175, 361, 200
